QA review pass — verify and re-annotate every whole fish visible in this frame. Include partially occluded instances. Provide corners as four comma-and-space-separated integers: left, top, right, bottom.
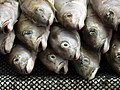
9, 44, 37, 74
81, 4, 112, 53
49, 24, 81, 60
0, 0, 19, 33
106, 33, 120, 74
72, 44, 101, 80
38, 47, 68, 74
54, 0, 87, 30
20, 0, 55, 27
0, 30, 15, 54
90, 0, 120, 30
17, 14, 50, 52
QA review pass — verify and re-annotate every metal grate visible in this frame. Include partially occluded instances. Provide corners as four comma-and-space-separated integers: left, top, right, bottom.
0, 55, 120, 90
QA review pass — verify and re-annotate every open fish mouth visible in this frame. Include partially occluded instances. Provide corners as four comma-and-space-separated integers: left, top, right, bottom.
56, 61, 68, 74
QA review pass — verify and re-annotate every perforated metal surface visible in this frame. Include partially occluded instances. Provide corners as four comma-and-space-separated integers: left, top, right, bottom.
0, 55, 120, 89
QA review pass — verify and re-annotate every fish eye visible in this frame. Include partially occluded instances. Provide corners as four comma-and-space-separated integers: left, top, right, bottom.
89, 28, 97, 36
61, 41, 70, 48
48, 54, 56, 62
13, 56, 21, 64
115, 52, 120, 62
35, 8, 44, 14
80, 58, 90, 65
22, 30, 33, 36
104, 11, 114, 22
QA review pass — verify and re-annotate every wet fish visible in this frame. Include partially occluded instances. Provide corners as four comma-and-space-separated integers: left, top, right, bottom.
17, 14, 50, 52
0, 30, 15, 54
81, 4, 112, 53
0, 0, 19, 33
9, 44, 37, 74
49, 24, 81, 60
72, 44, 101, 80
20, 0, 55, 27
90, 0, 120, 30
106, 33, 120, 74
54, 0, 87, 30
38, 47, 68, 74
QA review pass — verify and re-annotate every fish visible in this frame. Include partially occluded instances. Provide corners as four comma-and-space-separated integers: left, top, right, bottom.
16, 14, 50, 52
0, 0, 19, 33
90, 0, 120, 31
38, 47, 68, 74
0, 30, 15, 54
72, 43, 101, 80
20, 0, 55, 27
54, 0, 87, 30
49, 24, 81, 60
9, 44, 37, 74
81, 4, 112, 53
106, 33, 120, 74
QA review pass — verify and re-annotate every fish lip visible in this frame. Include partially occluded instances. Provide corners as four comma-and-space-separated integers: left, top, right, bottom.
25, 57, 34, 74
56, 61, 68, 74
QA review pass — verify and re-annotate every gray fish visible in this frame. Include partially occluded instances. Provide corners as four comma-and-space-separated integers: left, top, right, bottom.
17, 14, 50, 52
38, 47, 68, 74
54, 0, 87, 30
9, 44, 37, 74
49, 24, 81, 60
72, 44, 101, 80
106, 33, 120, 74
20, 0, 55, 27
0, 30, 15, 54
90, 0, 120, 30
82, 4, 112, 53
0, 0, 19, 33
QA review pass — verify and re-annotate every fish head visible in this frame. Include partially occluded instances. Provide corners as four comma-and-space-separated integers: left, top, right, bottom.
61, 4, 85, 30
76, 47, 100, 80
50, 26, 80, 60
102, 3, 120, 30
32, 2, 54, 26
82, 23, 112, 53
9, 45, 35, 74
17, 15, 47, 51
82, 26, 103, 50
39, 49, 68, 74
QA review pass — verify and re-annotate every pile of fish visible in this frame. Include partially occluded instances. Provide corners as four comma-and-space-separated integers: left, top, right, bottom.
1, 0, 120, 80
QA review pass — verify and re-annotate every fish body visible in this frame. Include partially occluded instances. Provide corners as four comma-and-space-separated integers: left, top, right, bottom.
0, 0, 19, 33
90, 0, 120, 30
55, 0, 87, 30
72, 44, 100, 80
82, 4, 112, 53
17, 14, 50, 52
49, 24, 81, 60
38, 47, 68, 74
9, 44, 37, 74
20, 0, 55, 27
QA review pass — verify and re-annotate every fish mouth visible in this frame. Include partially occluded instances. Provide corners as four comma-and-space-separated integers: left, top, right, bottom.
56, 61, 68, 74
86, 67, 99, 80
18, 58, 34, 74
